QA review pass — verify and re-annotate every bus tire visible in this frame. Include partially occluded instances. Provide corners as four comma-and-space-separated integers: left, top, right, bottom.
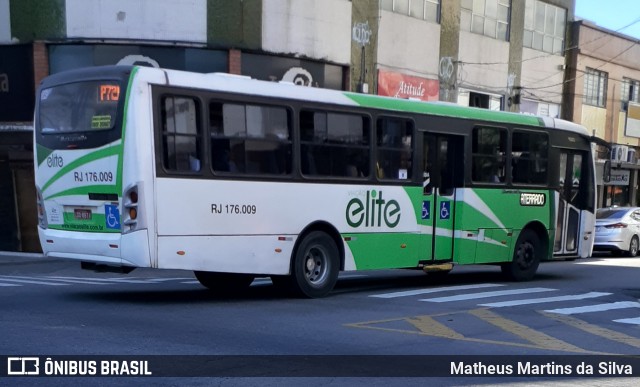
501, 229, 540, 281
289, 231, 339, 298
194, 271, 255, 292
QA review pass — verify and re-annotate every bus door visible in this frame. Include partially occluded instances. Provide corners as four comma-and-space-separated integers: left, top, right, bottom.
422, 133, 464, 261
554, 150, 590, 256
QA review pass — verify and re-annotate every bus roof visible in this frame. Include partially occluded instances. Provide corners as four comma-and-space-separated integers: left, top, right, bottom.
42, 65, 589, 137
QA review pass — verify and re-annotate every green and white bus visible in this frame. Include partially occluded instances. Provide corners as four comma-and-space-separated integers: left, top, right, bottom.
35, 65, 597, 297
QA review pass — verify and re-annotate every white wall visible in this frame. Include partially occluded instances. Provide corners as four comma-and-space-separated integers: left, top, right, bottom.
262, 0, 351, 65
377, 10, 441, 79
520, 47, 564, 105
458, 31, 510, 94
0, 0, 11, 43
65, 0, 207, 43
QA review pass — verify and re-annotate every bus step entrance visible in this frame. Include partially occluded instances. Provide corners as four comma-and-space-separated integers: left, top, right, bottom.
421, 263, 454, 273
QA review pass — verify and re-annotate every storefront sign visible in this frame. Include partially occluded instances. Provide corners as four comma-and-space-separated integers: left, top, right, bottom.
242, 53, 344, 90
378, 70, 439, 102
606, 169, 631, 186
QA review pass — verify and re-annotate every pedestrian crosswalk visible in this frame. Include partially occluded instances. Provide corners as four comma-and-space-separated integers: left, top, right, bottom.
369, 283, 640, 326
6, 273, 640, 327
0, 273, 365, 288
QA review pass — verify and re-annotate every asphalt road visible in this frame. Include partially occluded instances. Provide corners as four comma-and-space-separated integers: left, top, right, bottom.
2, 252, 640, 386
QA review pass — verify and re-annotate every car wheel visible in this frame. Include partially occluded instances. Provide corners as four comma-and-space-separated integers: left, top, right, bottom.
628, 236, 639, 257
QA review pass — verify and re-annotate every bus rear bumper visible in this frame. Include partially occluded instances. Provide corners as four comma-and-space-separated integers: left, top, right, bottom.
38, 227, 151, 268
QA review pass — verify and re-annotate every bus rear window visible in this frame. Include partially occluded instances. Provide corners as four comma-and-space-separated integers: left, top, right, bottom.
39, 81, 121, 134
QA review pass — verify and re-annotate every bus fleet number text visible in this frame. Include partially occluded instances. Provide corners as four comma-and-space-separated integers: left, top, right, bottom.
211, 204, 257, 215
74, 171, 114, 183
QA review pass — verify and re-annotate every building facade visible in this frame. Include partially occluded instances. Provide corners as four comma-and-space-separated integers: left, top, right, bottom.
4, 0, 636, 252
564, 20, 640, 208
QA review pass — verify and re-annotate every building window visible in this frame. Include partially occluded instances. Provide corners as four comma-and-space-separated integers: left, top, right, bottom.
524, 0, 566, 54
583, 68, 608, 108
622, 77, 640, 105
161, 96, 202, 173
461, 0, 510, 41
380, 0, 440, 23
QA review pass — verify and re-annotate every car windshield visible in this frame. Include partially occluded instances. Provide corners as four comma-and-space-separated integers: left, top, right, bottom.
597, 209, 629, 219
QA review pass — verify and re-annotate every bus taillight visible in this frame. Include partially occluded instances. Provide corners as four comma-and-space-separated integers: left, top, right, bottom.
36, 188, 47, 229
123, 185, 140, 233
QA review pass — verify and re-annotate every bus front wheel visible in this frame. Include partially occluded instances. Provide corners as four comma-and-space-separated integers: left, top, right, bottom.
501, 229, 541, 281
194, 271, 255, 292
285, 231, 339, 298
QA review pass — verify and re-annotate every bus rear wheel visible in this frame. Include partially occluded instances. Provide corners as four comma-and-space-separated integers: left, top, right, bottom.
282, 231, 339, 298
501, 229, 540, 281
194, 271, 255, 292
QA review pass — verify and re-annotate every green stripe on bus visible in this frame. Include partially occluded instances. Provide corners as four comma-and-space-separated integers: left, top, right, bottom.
36, 144, 53, 167
117, 67, 139, 193
344, 93, 545, 127
41, 145, 121, 194
44, 184, 118, 200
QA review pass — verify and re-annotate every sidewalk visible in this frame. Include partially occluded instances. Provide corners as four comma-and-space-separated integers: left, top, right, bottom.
0, 251, 54, 265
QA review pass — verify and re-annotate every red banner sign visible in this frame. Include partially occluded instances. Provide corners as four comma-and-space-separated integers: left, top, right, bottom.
377, 70, 439, 101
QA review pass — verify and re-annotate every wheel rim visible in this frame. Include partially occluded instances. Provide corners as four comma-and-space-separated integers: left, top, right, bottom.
632, 238, 638, 255
516, 241, 535, 269
303, 245, 329, 287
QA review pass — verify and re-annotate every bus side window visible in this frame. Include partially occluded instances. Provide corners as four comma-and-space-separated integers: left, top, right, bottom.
209, 101, 292, 176
161, 96, 202, 173
376, 117, 413, 181
512, 131, 548, 185
471, 126, 506, 184
300, 110, 370, 178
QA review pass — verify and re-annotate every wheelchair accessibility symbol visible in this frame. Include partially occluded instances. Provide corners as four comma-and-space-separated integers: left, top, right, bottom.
439, 201, 450, 220
422, 201, 430, 220
105, 204, 121, 230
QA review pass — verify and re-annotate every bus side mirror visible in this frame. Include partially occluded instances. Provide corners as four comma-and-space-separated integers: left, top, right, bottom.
603, 160, 611, 183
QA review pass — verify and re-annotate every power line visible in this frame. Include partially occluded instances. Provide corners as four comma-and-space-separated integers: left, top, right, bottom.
458, 16, 640, 88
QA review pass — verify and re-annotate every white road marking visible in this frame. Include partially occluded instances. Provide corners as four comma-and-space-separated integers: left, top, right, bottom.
545, 301, 640, 315
43, 276, 153, 284
420, 287, 555, 302
613, 317, 640, 325
479, 292, 611, 308
0, 276, 69, 286
370, 283, 504, 299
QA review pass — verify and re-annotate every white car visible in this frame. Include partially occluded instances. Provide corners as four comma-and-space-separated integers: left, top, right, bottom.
594, 207, 640, 256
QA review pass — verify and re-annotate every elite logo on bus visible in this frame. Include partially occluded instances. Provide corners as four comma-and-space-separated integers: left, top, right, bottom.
520, 192, 546, 206
346, 190, 401, 228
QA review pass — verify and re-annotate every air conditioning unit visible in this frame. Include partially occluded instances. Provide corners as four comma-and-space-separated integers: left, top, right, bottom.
611, 145, 629, 162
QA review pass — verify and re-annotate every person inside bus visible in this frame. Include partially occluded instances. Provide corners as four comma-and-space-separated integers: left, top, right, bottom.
189, 154, 201, 172
490, 164, 501, 183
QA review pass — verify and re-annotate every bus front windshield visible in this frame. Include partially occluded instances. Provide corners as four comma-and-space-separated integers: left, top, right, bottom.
39, 81, 121, 134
